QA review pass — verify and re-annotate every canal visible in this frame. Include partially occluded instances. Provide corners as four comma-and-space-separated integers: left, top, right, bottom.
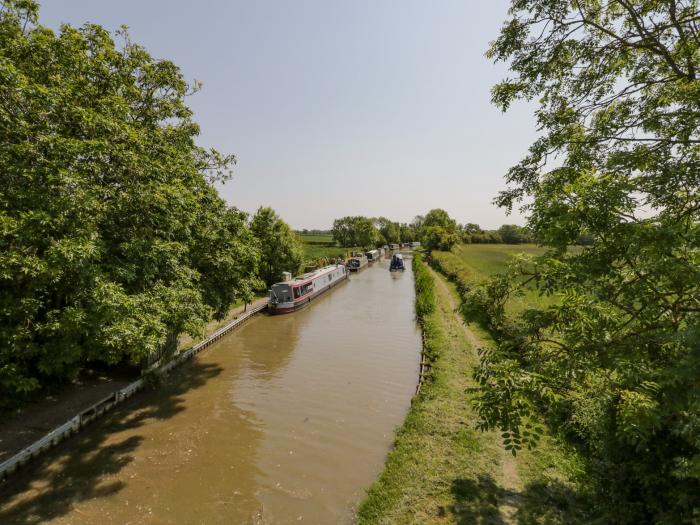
0, 256, 421, 524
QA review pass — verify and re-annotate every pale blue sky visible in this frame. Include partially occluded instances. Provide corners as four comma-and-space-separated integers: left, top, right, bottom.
40, 0, 535, 230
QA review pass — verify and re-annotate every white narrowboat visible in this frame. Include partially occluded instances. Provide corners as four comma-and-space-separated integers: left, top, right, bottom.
269, 264, 348, 314
365, 249, 380, 263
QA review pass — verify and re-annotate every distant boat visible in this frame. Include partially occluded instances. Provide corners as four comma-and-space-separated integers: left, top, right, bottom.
269, 264, 348, 314
389, 253, 405, 272
347, 253, 368, 272
365, 249, 380, 263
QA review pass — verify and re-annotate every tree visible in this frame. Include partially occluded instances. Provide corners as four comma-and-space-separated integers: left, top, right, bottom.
331, 216, 380, 248
411, 215, 425, 231
0, 1, 258, 404
331, 216, 354, 247
250, 207, 303, 287
419, 209, 458, 251
496, 224, 531, 244
472, 1, 700, 521
354, 217, 381, 249
399, 223, 417, 243
422, 209, 456, 231
462, 223, 482, 235
374, 217, 401, 245
421, 226, 459, 252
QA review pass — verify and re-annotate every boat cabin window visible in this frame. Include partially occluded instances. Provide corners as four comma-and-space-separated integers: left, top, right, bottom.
293, 282, 314, 299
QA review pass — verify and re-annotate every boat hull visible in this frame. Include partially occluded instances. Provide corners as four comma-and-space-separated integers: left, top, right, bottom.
269, 272, 348, 314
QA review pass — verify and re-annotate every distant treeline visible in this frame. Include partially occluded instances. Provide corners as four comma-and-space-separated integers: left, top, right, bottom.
315, 211, 592, 253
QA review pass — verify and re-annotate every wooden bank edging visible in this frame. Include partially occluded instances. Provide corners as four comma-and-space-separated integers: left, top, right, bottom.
414, 332, 431, 398
0, 302, 268, 483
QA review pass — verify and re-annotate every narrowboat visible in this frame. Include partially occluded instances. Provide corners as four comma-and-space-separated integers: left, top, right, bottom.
365, 249, 380, 263
347, 253, 368, 272
390, 253, 405, 272
269, 264, 348, 314
388, 243, 399, 250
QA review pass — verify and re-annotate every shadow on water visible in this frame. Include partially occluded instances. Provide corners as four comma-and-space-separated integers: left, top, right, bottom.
0, 359, 223, 525
442, 475, 592, 525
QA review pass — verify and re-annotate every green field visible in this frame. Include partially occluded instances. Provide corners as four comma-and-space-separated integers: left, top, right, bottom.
297, 233, 363, 261
432, 243, 554, 314
451, 244, 547, 277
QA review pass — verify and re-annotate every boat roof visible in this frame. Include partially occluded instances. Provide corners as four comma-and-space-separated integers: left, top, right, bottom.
273, 265, 341, 286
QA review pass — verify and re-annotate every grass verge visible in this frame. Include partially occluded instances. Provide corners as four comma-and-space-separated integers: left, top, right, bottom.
358, 253, 507, 523
357, 251, 589, 524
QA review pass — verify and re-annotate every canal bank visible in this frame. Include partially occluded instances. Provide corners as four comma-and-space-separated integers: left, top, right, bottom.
0, 258, 421, 524
0, 297, 269, 480
358, 255, 588, 524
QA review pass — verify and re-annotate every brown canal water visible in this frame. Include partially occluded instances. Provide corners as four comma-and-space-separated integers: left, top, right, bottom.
0, 257, 421, 525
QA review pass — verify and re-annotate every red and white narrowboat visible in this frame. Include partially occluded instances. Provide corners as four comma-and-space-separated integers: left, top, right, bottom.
268, 264, 348, 314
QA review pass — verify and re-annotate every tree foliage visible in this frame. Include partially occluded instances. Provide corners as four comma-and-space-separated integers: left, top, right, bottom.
497, 224, 532, 244
473, 1, 700, 521
331, 216, 381, 249
0, 0, 260, 404
374, 216, 401, 244
419, 209, 459, 251
399, 222, 417, 243
250, 207, 303, 287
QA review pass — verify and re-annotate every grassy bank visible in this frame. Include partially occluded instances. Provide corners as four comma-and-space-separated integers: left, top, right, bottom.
358, 252, 587, 524
431, 243, 555, 314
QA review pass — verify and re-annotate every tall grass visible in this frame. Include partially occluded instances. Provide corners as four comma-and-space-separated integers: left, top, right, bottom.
412, 252, 435, 321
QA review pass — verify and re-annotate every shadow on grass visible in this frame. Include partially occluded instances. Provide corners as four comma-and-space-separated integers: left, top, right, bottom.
442, 475, 592, 525
0, 359, 223, 524
437, 475, 505, 524
514, 479, 592, 525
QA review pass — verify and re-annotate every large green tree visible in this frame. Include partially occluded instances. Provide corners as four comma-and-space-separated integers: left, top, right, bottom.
331, 216, 380, 249
470, 1, 700, 522
0, 0, 260, 403
250, 207, 303, 287
419, 209, 459, 251
374, 216, 401, 245
399, 222, 417, 243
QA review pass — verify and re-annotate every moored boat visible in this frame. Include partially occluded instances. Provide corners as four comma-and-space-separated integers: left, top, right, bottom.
347, 253, 368, 272
269, 264, 348, 314
365, 249, 380, 263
